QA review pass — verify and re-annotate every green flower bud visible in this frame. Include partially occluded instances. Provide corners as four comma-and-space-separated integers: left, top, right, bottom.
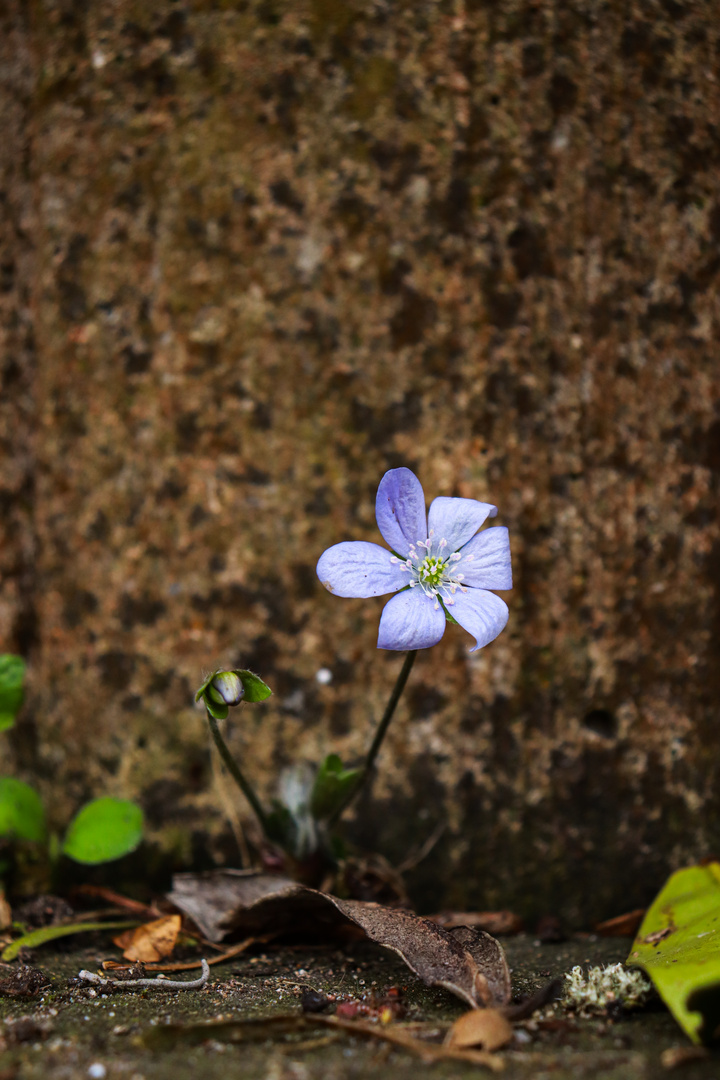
195, 667, 272, 720
207, 671, 245, 707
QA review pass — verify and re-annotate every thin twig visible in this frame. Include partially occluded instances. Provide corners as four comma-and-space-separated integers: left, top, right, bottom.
78, 958, 210, 991
71, 885, 162, 918
142, 935, 276, 972
398, 820, 447, 873
310, 1015, 504, 1070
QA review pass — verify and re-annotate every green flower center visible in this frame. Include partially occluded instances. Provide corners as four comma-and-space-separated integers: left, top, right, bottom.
418, 555, 448, 588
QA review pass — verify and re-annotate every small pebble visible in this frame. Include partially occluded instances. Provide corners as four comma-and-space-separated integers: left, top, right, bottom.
88, 1065, 106, 1079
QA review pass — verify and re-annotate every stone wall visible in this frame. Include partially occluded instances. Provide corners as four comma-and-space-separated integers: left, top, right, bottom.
2, 0, 720, 922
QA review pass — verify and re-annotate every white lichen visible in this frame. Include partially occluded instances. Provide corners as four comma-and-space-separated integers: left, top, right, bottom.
562, 963, 652, 1014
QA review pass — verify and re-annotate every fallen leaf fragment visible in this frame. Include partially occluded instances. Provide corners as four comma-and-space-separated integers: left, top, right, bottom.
167, 870, 511, 1008
446, 925, 512, 1008
445, 1008, 513, 1051
594, 909, 645, 937
661, 1045, 710, 1069
627, 861, 720, 1044
113, 915, 181, 962
0, 892, 11, 933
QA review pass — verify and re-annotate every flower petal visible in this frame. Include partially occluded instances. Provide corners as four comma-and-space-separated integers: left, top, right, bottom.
375, 468, 427, 557
446, 588, 509, 652
427, 497, 497, 553
456, 527, 512, 590
377, 589, 447, 650
317, 542, 408, 598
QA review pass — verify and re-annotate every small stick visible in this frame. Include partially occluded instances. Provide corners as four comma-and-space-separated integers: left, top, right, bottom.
314, 1015, 504, 1070
142, 935, 273, 972
78, 958, 210, 991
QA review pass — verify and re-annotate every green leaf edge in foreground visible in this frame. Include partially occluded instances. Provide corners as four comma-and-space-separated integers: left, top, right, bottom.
0, 777, 46, 843
626, 861, 720, 1045
62, 797, 144, 865
0, 654, 26, 732
1, 920, 139, 962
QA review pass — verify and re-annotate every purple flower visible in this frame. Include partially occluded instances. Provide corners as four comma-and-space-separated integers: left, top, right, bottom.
317, 468, 511, 651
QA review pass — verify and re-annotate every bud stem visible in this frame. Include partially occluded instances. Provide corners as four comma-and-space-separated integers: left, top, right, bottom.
328, 649, 417, 825
205, 711, 272, 839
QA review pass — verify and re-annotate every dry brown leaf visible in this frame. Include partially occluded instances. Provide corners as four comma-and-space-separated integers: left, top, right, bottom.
594, 908, 645, 937
0, 892, 12, 932
167, 870, 511, 1008
113, 914, 182, 962
446, 925, 512, 1008
661, 1046, 710, 1069
445, 1008, 514, 1051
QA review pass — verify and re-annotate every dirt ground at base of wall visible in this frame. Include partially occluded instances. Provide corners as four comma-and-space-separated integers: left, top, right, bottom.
0, 934, 717, 1080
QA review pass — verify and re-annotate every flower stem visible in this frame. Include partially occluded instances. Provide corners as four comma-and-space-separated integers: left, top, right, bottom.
205, 710, 272, 839
328, 649, 418, 825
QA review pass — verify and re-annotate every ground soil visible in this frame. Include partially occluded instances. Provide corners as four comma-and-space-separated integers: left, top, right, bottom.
1, 933, 718, 1079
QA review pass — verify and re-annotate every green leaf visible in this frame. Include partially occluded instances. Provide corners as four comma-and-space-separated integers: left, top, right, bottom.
62, 798, 143, 865
626, 862, 720, 1044
0, 778, 46, 843
1, 919, 139, 962
204, 697, 229, 720
194, 672, 215, 702
310, 754, 362, 821
0, 655, 26, 732
235, 670, 272, 703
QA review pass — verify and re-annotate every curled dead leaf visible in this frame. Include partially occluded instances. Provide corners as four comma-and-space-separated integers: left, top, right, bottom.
167, 870, 511, 1008
445, 1007, 514, 1051
113, 914, 181, 963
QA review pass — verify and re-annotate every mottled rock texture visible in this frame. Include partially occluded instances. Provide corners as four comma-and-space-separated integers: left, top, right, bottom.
1, 0, 719, 923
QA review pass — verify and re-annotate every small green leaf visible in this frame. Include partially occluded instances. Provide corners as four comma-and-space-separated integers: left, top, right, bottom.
1, 920, 139, 962
0, 655, 26, 732
0, 778, 46, 843
62, 798, 143, 865
204, 697, 229, 720
310, 754, 362, 820
194, 672, 215, 702
235, 670, 272, 703
626, 862, 720, 1044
